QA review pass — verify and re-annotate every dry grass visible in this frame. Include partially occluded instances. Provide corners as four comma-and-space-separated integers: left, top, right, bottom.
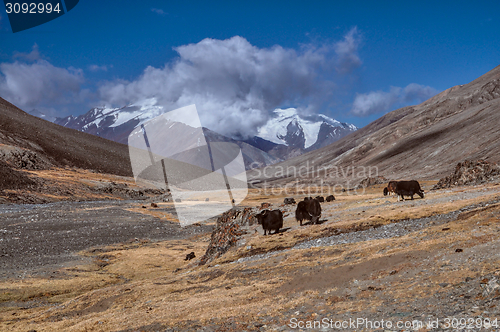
1, 183, 500, 331
0, 167, 160, 203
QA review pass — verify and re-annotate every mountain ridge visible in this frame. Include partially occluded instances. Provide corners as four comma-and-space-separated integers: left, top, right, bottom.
248, 64, 500, 186
52, 105, 357, 164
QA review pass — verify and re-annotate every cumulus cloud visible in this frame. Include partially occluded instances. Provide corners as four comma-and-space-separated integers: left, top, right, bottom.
334, 27, 362, 74
98, 30, 361, 138
0, 59, 84, 111
351, 83, 439, 116
13, 43, 41, 62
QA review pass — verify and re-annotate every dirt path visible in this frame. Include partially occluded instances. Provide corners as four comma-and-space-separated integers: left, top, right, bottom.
0, 200, 212, 279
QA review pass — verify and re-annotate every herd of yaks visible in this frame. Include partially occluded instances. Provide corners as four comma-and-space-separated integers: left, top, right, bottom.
254, 180, 425, 236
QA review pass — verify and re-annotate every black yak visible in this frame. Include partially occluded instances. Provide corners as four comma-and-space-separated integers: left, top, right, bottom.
295, 198, 322, 226
255, 209, 283, 235
394, 180, 424, 201
325, 195, 335, 202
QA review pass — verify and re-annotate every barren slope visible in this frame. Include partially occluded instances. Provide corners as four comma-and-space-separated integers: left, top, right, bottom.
249, 65, 500, 186
0, 98, 132, 178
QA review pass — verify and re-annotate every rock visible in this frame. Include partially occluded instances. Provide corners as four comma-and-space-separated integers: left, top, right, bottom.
433, 160, 500, 189
184, 252, 196, 261
199, 207, 258, 265
150, 202, 158, 208
358, 176, 388, 188
481, 277, 500, 297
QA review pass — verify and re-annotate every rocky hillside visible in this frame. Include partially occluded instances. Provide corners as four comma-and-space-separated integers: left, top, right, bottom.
249, 65, 500, 186
0, 97, 138, 201
0, 98, 132, 177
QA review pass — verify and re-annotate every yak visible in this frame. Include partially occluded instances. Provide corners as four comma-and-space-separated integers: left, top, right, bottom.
394, 180, 424, 201
255, 209, 283, 235
325, 195, 335, 202
383, 181, 398, 196
315, 196, 325, 203
295, 198, 322, 226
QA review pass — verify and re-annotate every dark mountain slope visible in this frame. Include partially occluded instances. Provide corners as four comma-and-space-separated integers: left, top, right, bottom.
0, 97, 132, 177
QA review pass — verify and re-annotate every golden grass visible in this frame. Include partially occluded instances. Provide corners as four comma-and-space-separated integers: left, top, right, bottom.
1, 182, 499, 331
0, 167, 160, 203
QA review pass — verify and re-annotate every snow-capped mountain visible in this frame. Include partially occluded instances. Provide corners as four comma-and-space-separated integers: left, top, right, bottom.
53, 103, 357, 166
257, 108, 357, 149
248, 108, 357, 159
54, 99, 164, 144
54, 100, 281, 170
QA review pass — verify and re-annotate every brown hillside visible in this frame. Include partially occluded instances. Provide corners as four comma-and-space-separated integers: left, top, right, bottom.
0, 98, 132, 177
249, 64, 500, 186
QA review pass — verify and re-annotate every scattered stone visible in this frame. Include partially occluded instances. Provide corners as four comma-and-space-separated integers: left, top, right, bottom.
455, 248, 463, 252
433, 160, 500, 189
357, 176, 388, 188
199, 207, 258, 265
480, 277, 500, 297
184, 252, 196, 261
150, 202, 158, 208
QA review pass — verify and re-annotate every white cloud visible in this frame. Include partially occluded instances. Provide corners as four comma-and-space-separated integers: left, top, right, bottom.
13, 43, 41, 62
334, 27, 362, 74
88, 64, 110, 72
351, 83, 439, 116
98, 30, 361, 138
151, 8, 167, 16
0, 59, 84, 110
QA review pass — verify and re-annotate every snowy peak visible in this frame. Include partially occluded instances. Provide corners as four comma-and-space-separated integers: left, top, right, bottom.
51, 103, 357, 166
55, 98, 166, 137
277, 117, 306, 149
257, 108, 357, 149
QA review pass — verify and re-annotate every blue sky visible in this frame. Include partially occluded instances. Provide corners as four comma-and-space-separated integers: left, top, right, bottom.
1, 1, 499, 136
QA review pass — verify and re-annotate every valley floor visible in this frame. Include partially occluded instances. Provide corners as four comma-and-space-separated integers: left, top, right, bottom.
1, 182, 500, 331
